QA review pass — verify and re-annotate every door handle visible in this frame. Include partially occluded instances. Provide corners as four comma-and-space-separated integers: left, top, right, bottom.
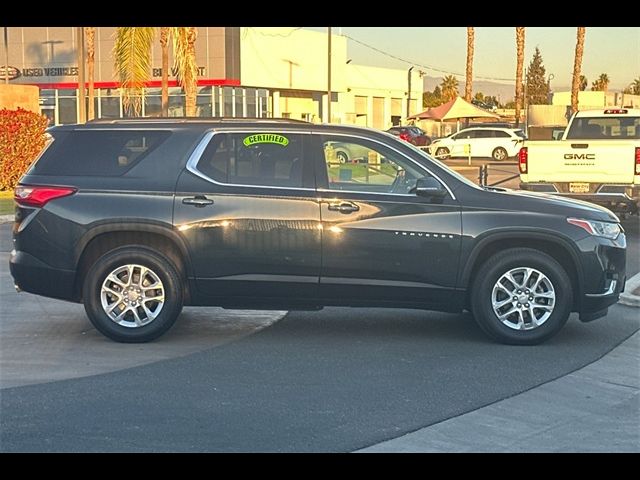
327, 201, 359, 213
182, 195, 214, 207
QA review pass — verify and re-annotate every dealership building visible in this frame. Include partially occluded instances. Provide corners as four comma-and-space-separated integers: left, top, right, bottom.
2, 27, 422, 128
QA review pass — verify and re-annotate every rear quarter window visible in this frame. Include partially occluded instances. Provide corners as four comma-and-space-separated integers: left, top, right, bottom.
30, 129, 171, 176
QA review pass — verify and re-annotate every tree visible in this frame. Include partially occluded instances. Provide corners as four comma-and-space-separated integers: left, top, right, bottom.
526, 47, 549, 105
423, 86, 443, 108
85, 27, 96, 120
579, 75, 588, 91
632, 77, 640, 95
114, 27, 199, 117
465, 27, 474, 102
160, 27, 169, 116
440, 75, 459, 102
113, 27, 155, 116
514, 27, 525, 127
570, 27, 585, 114
591, 73, 610, 92
474, 92, 484, 101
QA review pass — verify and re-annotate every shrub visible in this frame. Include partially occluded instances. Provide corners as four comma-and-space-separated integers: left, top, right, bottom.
0, 108, 49, 191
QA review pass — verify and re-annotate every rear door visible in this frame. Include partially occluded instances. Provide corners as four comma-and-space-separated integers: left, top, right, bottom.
173, 129, 321, 304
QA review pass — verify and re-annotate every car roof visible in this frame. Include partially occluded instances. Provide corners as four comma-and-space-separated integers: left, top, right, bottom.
455, 126, 518, 133
48, 117, 406, 140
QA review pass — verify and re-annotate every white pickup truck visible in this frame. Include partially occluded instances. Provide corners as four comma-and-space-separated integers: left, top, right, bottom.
519, 108, 640, 214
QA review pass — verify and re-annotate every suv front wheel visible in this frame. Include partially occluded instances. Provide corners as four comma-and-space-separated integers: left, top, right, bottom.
82, 246, 184, 343
470, 248, 573, 345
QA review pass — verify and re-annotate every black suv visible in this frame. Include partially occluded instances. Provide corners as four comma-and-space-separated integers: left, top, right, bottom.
10, 119, 626, 345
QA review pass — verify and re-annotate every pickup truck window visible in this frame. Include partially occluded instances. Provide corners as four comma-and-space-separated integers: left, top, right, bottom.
566, 116, 640, 140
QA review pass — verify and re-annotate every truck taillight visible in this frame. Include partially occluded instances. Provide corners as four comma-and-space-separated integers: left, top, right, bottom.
518, 147, 528, 174
14, 185, 77, 208
636, 147, 640, 175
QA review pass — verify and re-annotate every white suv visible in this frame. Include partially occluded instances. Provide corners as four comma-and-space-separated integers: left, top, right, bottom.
429, 127, 526, 161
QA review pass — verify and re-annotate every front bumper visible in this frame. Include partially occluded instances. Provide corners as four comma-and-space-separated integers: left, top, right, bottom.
575, 231, 627, 322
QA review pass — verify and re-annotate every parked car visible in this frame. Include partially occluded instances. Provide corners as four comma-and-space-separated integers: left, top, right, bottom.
326, 141, 371, 163
11, 118, 625, 345
428, 127, 526, 161
386, 126, 431, 146
472, 99, 498, 112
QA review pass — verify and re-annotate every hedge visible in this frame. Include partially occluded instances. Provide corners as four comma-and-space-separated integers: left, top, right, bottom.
0, 108, 49, 191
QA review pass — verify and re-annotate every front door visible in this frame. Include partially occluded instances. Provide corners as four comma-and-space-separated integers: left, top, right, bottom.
314, 134, 462, 308
173, 129, 321, 305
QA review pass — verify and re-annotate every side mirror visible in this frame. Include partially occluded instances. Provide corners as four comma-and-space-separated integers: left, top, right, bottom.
412, 176, 448, 200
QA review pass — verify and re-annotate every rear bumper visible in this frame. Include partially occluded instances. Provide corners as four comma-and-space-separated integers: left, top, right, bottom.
520, 183, 639, 212
9, 250, 77, 302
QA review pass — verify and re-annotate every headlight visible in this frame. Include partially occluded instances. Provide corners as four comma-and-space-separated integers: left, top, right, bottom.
567, 218, 621, 239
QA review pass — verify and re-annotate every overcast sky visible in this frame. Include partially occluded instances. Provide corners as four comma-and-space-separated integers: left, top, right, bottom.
304, 27, 639, 90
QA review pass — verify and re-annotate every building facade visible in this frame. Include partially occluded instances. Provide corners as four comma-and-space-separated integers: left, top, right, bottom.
2, 27, 421, 128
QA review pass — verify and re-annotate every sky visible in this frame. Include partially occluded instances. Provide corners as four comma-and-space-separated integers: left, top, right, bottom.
306, 27, 639, 90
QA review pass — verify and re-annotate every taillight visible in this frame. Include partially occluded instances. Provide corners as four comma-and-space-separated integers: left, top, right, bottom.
399, 132, 410, 142
635, 147, 640, 175
518, 147, 528, 174
14, 185, 76, 208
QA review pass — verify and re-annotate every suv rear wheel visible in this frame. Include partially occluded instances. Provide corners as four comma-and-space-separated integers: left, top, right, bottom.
470, 248, 573, 345
82, 246, 184, 343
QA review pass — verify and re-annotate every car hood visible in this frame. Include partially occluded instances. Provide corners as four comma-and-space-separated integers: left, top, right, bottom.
477, 187, 620, 223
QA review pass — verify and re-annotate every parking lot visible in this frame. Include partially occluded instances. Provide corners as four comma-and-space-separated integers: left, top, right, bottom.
1, 212, 638, 452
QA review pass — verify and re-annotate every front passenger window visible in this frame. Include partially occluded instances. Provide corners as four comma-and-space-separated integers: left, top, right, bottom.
321, 137, 426, 195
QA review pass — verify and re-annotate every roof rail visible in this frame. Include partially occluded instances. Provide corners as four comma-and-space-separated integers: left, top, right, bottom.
87, 117, 311, 124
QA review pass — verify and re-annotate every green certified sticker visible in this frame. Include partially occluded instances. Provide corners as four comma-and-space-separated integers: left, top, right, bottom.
243, 133, 289, 147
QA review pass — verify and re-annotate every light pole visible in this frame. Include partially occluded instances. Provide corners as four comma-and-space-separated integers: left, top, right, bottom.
406, 66, 414, 120
3, 27, 8, 85
327, 26, 332, 123
76, 27, 86, 124
547, 73, 554, 103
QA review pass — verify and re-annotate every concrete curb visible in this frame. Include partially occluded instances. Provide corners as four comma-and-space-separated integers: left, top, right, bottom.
0, 214, 13, 224
619, 271, 640, 308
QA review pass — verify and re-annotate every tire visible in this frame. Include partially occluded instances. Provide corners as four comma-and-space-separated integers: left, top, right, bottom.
82, 246, 184, 343
470, 248, 573, 345
336, 151, 349, 164
492, 147, 508, 161
435, 147, 450, 160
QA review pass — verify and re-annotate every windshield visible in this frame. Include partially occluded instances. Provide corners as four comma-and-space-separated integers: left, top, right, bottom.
401, 141, 482, 189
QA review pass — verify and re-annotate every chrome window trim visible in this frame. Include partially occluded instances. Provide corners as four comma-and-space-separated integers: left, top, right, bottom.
185, 128, 456, 199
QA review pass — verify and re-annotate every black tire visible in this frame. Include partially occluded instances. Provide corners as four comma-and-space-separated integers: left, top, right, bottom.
470, 248, 573, 345
82, 246, 184, 343
435, 147, 450, 160
492, 147, 508, 161
336, 151, 349, 164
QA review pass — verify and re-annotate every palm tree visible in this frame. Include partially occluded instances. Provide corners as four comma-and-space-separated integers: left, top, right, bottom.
441, 75, 459, 102
579, 75, 588, 91
632, 77, 640, 95
598, 73, 610, 92
114, 27, 199, 117
85, 27, 96, 120
160, 27, 169, 116
465, 27, 474, 102
514, 27, 525, 127
570, 27, 585, 114
113, 27, 155, 116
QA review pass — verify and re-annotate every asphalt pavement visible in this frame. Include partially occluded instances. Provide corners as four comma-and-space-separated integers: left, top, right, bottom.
0, 216, 638, 452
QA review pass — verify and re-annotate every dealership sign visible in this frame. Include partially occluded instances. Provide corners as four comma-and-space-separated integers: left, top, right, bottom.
0, 65, 21, 80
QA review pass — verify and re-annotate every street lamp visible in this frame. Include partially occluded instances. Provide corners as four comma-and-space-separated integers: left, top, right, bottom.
407, 66, 414, 120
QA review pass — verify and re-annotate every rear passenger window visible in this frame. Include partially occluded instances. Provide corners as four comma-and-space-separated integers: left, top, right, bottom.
196, 132, 304, 188
31, 130, 171, 176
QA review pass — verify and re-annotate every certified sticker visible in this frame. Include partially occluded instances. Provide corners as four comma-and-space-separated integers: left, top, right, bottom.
243, 133, 289, 147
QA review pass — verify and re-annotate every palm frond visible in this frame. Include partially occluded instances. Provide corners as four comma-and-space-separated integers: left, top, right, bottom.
113, 27, 155, 116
